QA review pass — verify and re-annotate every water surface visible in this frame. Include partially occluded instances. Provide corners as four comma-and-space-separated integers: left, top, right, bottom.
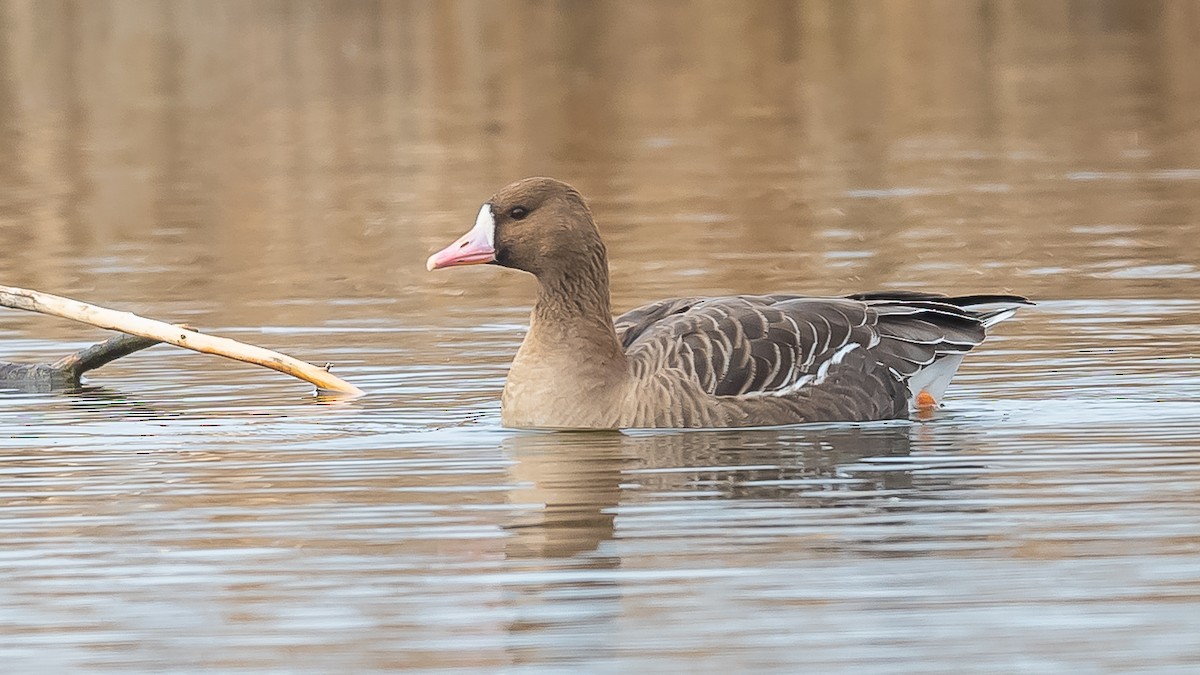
2, 2, 1200, 672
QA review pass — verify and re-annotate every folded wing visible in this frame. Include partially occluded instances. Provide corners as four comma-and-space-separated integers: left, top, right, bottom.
617, 292, 1030, 409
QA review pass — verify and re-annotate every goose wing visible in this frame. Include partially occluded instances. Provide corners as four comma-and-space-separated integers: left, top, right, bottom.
617, 292, 1030, 402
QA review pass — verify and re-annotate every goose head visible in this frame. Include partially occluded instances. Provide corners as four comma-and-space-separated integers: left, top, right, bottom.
426, 177, 604, 278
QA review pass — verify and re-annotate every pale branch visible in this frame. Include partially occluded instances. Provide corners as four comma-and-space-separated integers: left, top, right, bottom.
0, 284, 364, 396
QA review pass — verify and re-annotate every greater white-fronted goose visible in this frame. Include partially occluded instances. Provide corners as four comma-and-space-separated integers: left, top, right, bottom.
427, 177, 1031, 429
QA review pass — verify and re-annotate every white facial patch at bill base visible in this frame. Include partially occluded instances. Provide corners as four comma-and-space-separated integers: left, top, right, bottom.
475, 204, 495, 247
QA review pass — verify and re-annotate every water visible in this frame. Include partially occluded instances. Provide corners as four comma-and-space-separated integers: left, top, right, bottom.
2, 1, 1200, 671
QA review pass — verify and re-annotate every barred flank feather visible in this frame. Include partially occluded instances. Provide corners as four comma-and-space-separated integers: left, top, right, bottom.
615, 292, 1033, 425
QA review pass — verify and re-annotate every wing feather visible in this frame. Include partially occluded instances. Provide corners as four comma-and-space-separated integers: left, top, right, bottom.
618, 292, 1031, 403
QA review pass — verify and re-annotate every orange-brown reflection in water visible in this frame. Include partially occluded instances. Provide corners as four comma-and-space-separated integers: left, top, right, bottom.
1, 1, 1197, 325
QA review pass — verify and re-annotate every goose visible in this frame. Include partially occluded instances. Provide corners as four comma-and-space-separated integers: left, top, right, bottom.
427, 177, 1030, 429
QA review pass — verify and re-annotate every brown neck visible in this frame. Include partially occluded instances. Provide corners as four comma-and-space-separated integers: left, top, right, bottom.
528, 246, 626, 367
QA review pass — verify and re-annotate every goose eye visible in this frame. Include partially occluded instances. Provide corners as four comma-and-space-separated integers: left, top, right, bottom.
508, 206, 529, 220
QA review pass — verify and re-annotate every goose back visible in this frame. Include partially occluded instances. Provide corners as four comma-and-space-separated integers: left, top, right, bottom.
615, 292, 1028, 428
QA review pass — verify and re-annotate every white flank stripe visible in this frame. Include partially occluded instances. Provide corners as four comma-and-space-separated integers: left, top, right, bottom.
815, 341, 861, 384
832, 341, 861, 364
740, 342, 860, 399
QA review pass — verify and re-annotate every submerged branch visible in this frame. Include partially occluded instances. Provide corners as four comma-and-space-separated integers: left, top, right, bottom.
0, 284, 364, 396
1, 333, 163, 390
52, 333, 165, 379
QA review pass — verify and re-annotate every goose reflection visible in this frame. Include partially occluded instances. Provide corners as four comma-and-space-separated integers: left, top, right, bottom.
623, 424, 918, 499
499, 423, 924, 561
502, 432, 629, 560
498, 423, 923, 669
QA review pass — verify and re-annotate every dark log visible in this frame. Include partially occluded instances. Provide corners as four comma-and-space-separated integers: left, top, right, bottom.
0, 333, 161, 391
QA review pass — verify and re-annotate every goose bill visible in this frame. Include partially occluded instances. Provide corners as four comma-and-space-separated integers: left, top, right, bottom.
426, 205, 497, 271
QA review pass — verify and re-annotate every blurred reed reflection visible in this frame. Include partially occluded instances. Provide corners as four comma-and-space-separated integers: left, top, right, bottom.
0, 0, 1197, 321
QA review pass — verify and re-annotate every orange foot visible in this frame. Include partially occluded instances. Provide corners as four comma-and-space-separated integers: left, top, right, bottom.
916, 390, 938, 420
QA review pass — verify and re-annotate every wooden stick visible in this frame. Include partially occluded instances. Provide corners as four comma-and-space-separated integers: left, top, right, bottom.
0, 284, 364, 396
